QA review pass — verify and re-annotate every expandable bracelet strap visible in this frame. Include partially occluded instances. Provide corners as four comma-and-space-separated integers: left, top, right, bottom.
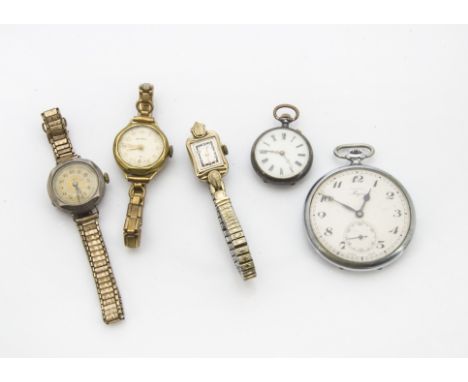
123, 183, 146, 248
208, 171, 256, 281
74, 210, 125, 324
136, 83, 154, 117
41, 108, 76, 163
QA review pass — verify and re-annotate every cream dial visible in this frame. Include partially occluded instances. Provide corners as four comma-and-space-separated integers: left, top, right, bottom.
117, 125, 164, 168
307, 168, 412, 267
253, 127, 312, 180
52, 162, 99, 205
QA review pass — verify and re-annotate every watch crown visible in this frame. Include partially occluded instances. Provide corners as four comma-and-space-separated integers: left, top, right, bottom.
222, 145, 229, 155
169, 145, 174, 158
103, 173, 110, 184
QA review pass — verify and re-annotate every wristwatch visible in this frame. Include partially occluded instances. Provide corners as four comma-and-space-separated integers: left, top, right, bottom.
113, 84, 172, 248
41, 108, 124, 324
186, 122, 257, 281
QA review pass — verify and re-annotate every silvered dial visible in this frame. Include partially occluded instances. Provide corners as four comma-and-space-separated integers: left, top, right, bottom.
306, 167, 412, 269
252, 127, 312, 182
52, 162, 99, 205
117, 125, 164, 168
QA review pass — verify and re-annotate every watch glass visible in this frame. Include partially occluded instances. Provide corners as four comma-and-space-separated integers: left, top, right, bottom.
52, 161, 99, 206
191, 136, 223, 172
306, 167, 413, 269
117, 125, 164, 168
252, 127, 312, 182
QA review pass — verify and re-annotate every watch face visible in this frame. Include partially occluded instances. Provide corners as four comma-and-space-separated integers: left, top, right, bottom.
252, 127, 312, 183
52, 161, 99, 206
305, 166, 414, 270
190, 136, 224, 172
117, 125, 164, 168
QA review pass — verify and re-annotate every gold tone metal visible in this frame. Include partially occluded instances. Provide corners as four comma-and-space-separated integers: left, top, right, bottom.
113, 84, 172, 248
75, 210, 125, 324
186, 122, 257, 281
42, 108, 125, 325
123, 183, 146, 248
41, 108, 76, 164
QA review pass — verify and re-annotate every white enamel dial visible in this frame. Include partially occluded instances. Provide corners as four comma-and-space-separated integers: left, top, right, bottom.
117, 125, 164, 168
253, 127, 311, 180
52, 162, 99, 205
306, 167, 412, 268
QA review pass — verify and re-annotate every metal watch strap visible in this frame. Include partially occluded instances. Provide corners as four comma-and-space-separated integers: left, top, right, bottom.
208, 171, 256, 281
74, 210, 125, 324
123, 182, 146, 248
121, 83, 154, 248
41, 108, 76, 163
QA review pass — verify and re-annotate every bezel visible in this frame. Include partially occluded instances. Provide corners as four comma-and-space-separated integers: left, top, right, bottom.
304, 164, 416, 271
250, 126, 313, 185
113, 120, 170, 178
47, 158, 106, 215
186, 130, 228, 180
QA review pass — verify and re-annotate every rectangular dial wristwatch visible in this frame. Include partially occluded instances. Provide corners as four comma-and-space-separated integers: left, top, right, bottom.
186, 122, 257, 281
113, 84, 172, 248
41, 108, 124, 324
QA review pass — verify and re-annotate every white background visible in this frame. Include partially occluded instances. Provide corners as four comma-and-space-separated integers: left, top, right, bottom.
0, 25, 467, 357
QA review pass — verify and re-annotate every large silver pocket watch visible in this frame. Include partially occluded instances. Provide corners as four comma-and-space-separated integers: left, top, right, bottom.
304, 144, 415, 271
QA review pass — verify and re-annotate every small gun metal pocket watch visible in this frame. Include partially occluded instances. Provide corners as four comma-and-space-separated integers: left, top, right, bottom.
251, 104, 313, 185
186, 122, 257, 281
304, 144, 415, 271
113, 84, 173, 248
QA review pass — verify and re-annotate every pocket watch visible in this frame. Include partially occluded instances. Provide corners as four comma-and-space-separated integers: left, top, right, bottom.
186, 122, 257, 281
41, 108, 124, 324
304, 144, 415, 271
113, 84, 173, 248
251, 104, 313, 184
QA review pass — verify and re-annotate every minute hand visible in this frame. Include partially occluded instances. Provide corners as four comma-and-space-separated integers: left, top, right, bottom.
321, 194, 358, 213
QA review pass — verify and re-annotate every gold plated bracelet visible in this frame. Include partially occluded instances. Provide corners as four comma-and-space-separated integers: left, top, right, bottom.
186, 122, 256, 281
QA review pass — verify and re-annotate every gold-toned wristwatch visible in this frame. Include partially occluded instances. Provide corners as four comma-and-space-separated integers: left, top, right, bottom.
113, 84, 173, 248
186, 122, 257, 281
41, 108, 124, 324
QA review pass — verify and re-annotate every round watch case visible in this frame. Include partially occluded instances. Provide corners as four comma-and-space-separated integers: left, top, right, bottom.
304, 163, 416, 271
251, 126, 313, 185
47, 158, 108, 215
113, 121, 171, 177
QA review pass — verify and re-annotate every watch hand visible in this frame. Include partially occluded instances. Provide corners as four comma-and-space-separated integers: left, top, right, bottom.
282, 154, 294, 172
126, 144, 144, 150
346, 235, 368, 241
356, 188, 371, 218
320, 194, 358, 213
262, 150, 283, 155
72, 181, 82, 202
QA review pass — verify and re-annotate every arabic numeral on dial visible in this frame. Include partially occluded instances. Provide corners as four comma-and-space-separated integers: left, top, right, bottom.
339, 241, 346, 250
317, 211, 327, 218
393, 209, 402, 217
373, 180, 379, 188
386, 191, 395, 200
324, 227, 333, 236
333, 181, 342, 189
377, 241, 385, 249
389, 226, 399, 234
320, 194, 332, 202
352, 175, 364, 183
